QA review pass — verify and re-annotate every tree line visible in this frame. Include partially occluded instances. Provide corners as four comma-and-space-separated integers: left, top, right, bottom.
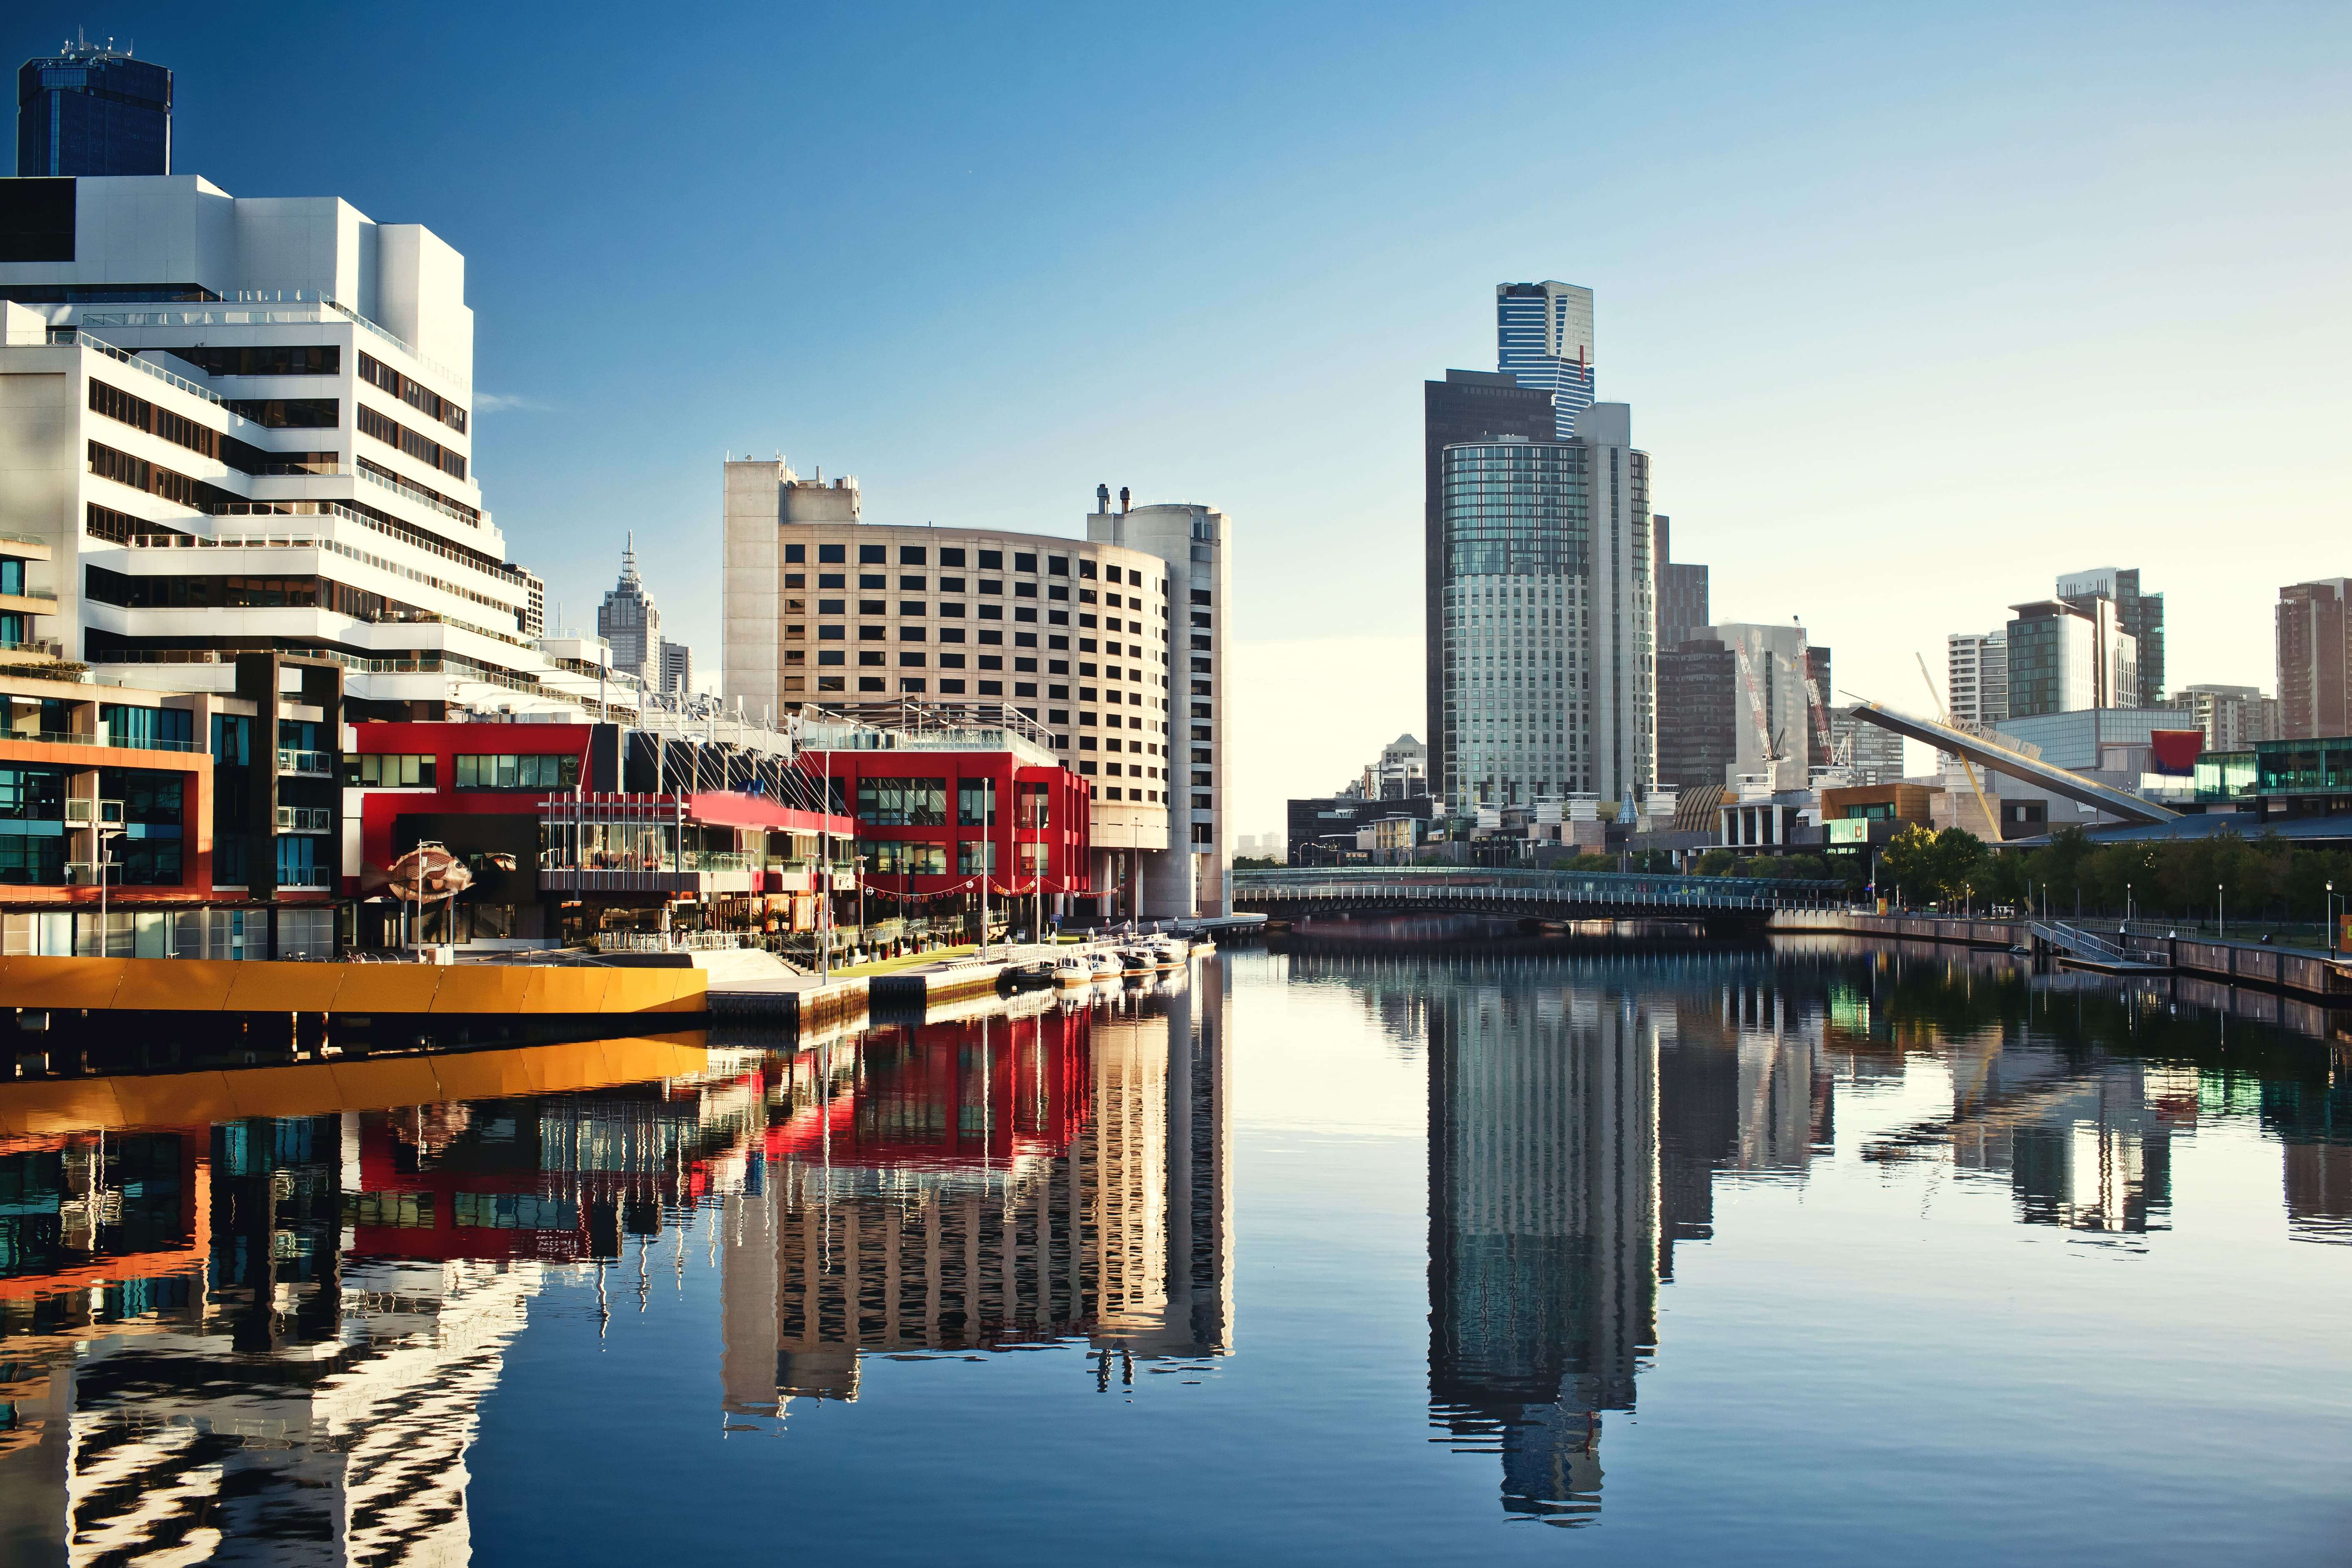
1872, 824, 2352, 923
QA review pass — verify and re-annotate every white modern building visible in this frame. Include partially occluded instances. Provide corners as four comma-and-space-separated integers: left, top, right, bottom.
2178, 683, 2280, 750
0, 170, 642, 722
720, 459, 1232, 918
1947, 631, 2009, 732
1438, 403, 1654, 811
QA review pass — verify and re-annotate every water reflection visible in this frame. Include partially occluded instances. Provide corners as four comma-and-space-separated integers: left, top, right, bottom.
0, 944, 2344, 1561
0, 969, 1229, 1565
1286, 943, 2351, 1531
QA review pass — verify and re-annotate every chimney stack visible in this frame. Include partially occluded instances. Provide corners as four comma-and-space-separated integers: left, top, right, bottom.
1118, 486, 1131, 514
1095, 483, 1110, 515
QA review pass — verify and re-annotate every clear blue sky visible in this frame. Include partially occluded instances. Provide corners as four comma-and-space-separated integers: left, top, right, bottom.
14, 3, 2347, 837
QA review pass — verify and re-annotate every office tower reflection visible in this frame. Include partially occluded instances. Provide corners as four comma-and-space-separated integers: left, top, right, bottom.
1427, 975, 1661, 1526
721, 976, 1231, 1419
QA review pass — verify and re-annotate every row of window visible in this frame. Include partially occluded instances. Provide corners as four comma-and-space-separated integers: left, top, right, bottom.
453, 753, 578, 790
163, 344, 339, 378
357, 457, 483, 525
782, 598, 1149, 627
90, 379, 335, 477
357, 350, 468, 433
785, 543, 1152, 586
225, 396, 338, 429
87, 439, 233, 512
347, 752, 434, 787
356, 402, 467, 482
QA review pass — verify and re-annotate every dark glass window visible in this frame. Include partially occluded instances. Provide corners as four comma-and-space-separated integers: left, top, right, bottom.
978, 550, 1003, 569
785, 544, 806, 563
899, 547, 926, 565
818, 545, 845, 563
859, 545, 886, 564
1014, 553, 1036, 573
940, 549, 966, 567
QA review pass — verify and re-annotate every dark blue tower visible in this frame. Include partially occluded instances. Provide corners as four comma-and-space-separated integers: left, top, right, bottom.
17, 36, 172, 178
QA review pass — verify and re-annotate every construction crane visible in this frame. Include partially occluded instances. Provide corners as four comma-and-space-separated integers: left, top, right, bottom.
1733, 643, 1785, 775
1916, 651, 2002, 843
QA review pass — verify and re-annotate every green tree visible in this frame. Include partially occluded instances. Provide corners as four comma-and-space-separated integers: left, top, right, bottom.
1879, 825, 1986, 907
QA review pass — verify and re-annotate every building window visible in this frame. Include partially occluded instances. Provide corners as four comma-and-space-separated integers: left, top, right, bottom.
900, 547, 926, 565
858, 652, 885, 667
455, 754, 578, 789
857, 778, 947, 827
899, 652, 926, 667
940, 548, 966, 567
979, 550, 1003, 569
1191, 823, 1213, 844
859, 545, 886, 563
979, 680, 1003, 695
940, 679, 966, 694
901, 678, 926, 693
785, 544, 806, 563
346, 753, 435, 787
858, 676, 885, 691
818, 675, 845, 691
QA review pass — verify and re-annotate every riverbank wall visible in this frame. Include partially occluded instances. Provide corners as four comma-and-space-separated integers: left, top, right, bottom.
1772, 910, 2352, 1000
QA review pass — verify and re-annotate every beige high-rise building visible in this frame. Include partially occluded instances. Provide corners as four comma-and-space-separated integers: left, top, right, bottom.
721, 458, 1232, 917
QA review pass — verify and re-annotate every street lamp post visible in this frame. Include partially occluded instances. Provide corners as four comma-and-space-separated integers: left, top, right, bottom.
95, 826, 120, 957
2327, 880, 2339, 958
2126, 881, 2133, 927
2217, 883, 2225, 940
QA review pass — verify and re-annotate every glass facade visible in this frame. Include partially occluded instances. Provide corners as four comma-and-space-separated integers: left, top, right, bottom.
16, 49, 172, 178
1441, 442, 1589, 808
1496, 281, 1594, 440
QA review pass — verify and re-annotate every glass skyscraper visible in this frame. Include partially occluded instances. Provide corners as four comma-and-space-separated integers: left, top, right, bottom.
16, 40, 172, 178
1438, 405, 1655, 811
1496, 281, 1594, 440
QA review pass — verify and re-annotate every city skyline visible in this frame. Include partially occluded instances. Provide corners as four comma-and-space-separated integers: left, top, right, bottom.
1, 5, 2342, 843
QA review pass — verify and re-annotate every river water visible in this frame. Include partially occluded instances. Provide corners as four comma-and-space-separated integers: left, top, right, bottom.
1, 940, 2347, 1565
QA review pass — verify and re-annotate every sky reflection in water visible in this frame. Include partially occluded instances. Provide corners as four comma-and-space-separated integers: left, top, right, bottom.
0, 940, 2347, 1565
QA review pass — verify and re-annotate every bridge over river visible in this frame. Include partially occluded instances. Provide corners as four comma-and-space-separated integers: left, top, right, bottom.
1233, 866, 1850, 933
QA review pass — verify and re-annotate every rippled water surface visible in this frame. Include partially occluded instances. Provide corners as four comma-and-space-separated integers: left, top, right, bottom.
3, 941, 2348, 1565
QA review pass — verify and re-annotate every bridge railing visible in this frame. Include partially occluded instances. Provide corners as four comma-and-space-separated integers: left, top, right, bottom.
1231, 866, 1851, 912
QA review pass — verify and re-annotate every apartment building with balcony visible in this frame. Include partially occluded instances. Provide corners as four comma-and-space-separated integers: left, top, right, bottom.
722, 459, 1227, 918
0, 171, 629, 724
0, 651, 340, 956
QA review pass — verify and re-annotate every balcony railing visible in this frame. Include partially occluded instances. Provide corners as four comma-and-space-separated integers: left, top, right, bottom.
277, 748, 333, 776
355, 462, 483, 529
275, 805, 333, 832
206, 500, 528, 586
70, 332, 227, 407
4, 730, 201, 755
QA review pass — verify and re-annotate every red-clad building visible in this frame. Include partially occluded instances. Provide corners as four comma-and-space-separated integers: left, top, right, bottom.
343, 719, 1097, 949
804, 745, 1099, 928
